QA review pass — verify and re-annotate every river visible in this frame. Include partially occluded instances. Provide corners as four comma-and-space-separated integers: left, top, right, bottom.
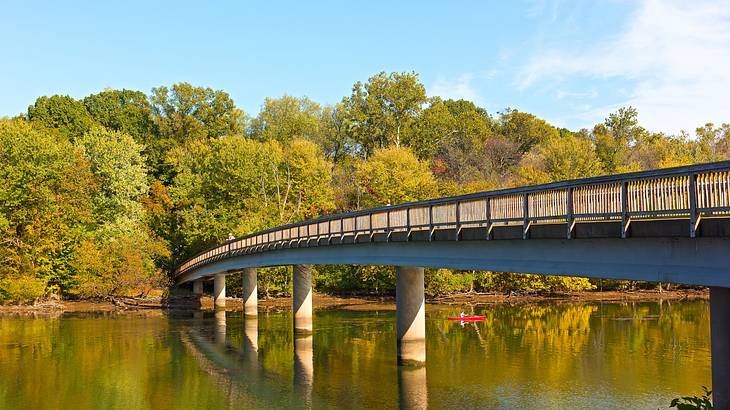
0, 300, 711, 409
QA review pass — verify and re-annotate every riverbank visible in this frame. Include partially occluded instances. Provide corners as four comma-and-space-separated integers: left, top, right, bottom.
0, 288, 708, 314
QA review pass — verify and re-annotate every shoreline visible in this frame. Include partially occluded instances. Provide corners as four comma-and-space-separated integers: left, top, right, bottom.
0, 289, 708, 315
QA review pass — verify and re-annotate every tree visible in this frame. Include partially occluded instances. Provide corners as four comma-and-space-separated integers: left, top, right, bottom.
149, 83, 245, 179
0, 119, 96, 297
169, 135, 335, 258
410, 98, 494, 161
517, 131, 603, 184
356, 146, 438, 207
74, 127, 149, 228
27, 95, 95, 140
342, 71, 427, 155
83, 89, 156, 144
498, 109, 559, 153
249, 95, 323, 144
592, 106, 645, 173
318, 103, 357, 163
694, 123, 730, 162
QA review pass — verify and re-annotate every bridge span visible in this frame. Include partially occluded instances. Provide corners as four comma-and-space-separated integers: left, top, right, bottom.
175, 161, 730, 406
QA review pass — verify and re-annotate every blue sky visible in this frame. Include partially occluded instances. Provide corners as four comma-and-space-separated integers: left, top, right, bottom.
1, 0, 728, 134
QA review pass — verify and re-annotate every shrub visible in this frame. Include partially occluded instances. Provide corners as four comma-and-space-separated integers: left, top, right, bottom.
0, 275, 47, 305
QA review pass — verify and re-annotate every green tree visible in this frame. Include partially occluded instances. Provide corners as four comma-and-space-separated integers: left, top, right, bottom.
83, 89, 155, 144
150, 83, 245, 179
27, 95, 95, 140
356, 146, 438, 207
74, 127, 149, 228
592, 106, 645, 173
498, 109, 559, 153
517, 131, 603, 184
0, 119, 96, 297
169, 136, 334, 258
249, 95, 323, 144
342, 71, 427, 155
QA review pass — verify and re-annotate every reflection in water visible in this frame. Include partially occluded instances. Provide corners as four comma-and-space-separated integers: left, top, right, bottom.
398, 366, 428, 410
294, 334, 314, 408
0, 300, 713, 409
397, 339, 426, 366
243, 317, 258, 365
214, 309, 226, 347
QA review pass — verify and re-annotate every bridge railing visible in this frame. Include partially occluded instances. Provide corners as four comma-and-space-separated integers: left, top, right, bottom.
175, 161, 730, 279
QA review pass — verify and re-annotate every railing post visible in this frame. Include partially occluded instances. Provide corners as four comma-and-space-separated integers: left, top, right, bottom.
522, 193, 530, 240
455, 201, 461, 241
566, 187, 574, 239
485, 197, 492, 240
328, 219, 332, 245
354, 214, 359, 242
406, 207, 411, 241
690, 173, 698, 238
386, 209, 391, 242
369, 212, 374, 242
621, 181, 629, 238
428, 205, 434, 241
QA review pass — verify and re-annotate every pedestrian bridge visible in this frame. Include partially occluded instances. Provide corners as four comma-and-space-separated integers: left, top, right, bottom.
176, 161, 730, 287
174, 161, 730, 407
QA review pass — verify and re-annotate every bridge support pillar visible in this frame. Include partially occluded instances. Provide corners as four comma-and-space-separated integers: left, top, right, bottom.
213, 273, 226, 308
396, 266, 426, 366
293, 264, 313, 333
242, 267, 258, 316
192, 279, 203, 295
711, 286, 730, 409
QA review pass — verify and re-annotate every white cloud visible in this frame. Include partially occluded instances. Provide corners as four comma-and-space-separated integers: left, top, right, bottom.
517, 0, 730, 134
429, 74, 480, 103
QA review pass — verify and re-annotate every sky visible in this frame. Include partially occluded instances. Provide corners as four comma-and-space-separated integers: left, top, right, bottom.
1, 0, 728, 135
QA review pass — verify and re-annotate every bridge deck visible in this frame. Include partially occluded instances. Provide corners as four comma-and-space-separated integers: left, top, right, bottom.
176, 161, 730, 284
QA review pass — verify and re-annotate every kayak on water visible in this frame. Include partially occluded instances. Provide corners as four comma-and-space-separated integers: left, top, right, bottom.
447, 315, 486, 321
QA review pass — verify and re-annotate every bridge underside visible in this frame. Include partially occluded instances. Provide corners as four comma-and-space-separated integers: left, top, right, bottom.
177, 221, 730, 288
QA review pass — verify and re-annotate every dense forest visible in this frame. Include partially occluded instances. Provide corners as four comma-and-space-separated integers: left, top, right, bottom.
1, 72, 729, 304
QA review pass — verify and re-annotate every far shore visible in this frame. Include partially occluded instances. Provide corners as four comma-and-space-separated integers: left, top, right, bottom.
0, 288, 708, 315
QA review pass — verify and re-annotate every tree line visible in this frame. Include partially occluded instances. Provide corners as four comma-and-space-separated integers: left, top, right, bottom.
1, 72, 728, 303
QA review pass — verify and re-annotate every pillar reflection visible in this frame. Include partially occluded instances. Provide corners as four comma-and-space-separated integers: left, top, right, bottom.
215, 309, 227, 347
243, 317, 258, 366
398, 365, 428, 410
294, 334, 314, 408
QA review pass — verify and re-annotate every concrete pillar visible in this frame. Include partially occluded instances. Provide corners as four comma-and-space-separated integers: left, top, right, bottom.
213, 273, 226, 308
294, 334, 313, 407
215, 309, 227, 347
711, 287, 730, 409
396, 266, 426, 365
193, 279, 204, 295
398, 366, 428, 410
242, 267, 258, 316
293, 265, 313, 333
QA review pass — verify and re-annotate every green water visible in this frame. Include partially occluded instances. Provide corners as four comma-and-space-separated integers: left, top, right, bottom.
0, 300, 711, 409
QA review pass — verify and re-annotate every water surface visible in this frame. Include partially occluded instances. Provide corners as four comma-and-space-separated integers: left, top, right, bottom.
0, 300, 711, 409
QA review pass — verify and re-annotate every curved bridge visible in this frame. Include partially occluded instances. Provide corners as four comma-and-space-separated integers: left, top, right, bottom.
175, 161, 730, 406
176, 161, 730, 287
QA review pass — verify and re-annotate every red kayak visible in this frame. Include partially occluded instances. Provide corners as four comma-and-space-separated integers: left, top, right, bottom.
447, 315, 486, 321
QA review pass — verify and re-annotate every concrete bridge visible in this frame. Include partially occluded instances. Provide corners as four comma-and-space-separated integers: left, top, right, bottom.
175, 161, 730, 407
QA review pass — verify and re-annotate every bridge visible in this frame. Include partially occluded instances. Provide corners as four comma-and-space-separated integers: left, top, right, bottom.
175, 161, 730, 407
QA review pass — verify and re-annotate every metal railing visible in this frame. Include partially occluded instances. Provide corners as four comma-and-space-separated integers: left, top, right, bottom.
175, 161, 730, 279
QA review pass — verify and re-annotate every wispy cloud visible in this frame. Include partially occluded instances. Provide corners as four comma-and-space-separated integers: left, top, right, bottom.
517, 0, 730, 134
429, 74, 481, 103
